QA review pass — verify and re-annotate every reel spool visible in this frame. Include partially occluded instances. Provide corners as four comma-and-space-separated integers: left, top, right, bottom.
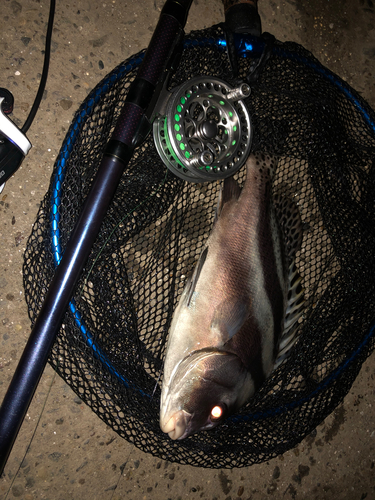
153, 76, 252, 182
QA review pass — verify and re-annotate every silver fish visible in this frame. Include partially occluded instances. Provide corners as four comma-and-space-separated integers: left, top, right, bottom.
160, 152, 304, 440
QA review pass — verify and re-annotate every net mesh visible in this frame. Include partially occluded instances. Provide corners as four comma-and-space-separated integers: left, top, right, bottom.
23, 24, 375, 468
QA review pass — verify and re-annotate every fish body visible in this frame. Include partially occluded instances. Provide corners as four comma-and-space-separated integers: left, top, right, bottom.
160, 152, 304, 440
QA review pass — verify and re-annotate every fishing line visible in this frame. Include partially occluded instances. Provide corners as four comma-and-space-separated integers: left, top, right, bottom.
3, 360, 131, 500
108, 446, 133, 500
3, 362, 59, 499
151, 372, 162, 401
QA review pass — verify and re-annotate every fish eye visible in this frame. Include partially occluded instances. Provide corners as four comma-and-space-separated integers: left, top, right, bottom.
210, 404, 226, 421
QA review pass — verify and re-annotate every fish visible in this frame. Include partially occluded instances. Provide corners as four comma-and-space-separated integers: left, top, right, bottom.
160, 152, 305, 440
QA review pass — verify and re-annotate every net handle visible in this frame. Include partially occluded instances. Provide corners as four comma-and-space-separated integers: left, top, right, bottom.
0, 0, 194, 476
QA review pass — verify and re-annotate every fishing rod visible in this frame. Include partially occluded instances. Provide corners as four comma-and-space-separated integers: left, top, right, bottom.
0, 0, 260, 474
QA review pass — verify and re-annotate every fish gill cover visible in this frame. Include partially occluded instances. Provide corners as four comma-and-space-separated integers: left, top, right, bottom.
23, 24, 375, 468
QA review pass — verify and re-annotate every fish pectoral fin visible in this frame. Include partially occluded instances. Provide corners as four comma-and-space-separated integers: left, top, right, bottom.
211, 298, 249, 341
214, 176, 242, 224
186, 247, 208, 307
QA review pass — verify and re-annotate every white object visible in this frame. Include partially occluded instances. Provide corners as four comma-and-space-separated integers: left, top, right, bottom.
0, 97, 31, 155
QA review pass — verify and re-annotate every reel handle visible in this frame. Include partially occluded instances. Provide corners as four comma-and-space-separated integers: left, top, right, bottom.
222, 0, 261, 35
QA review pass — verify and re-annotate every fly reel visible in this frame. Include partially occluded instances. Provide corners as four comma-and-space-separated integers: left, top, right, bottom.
153, 76, 253, 182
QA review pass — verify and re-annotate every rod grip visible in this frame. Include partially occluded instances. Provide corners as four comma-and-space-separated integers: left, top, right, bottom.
223, 0, 261, 36
222, 0, 258, 12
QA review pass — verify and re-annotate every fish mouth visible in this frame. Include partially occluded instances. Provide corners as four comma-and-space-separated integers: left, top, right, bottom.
160, 410, 192, 440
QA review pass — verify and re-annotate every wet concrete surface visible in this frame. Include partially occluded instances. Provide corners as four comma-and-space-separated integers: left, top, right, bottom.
0, 0, 375, 499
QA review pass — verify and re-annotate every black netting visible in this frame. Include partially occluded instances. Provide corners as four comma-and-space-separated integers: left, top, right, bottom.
23, 25, 375, 468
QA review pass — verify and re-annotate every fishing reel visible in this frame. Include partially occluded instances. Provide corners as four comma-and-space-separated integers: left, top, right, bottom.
153, 76, 253, 182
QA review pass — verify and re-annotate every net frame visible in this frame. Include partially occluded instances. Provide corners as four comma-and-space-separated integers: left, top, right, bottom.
23, 25, 375, 468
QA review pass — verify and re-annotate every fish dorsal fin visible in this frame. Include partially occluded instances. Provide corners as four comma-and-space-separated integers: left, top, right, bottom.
274, 260, 305, 368
186, 247, 208, 307
273, 193, 303, 260
214, 176, 241, 224
211, 298, 249, 342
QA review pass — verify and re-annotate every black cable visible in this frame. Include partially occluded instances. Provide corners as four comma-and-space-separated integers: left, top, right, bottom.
21, 0, 55, 133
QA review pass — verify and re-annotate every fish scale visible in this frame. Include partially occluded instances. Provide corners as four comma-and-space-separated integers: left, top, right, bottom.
160, 152, 305, 440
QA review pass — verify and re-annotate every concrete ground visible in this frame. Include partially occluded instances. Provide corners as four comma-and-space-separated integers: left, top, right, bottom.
1, 0, 375, 499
